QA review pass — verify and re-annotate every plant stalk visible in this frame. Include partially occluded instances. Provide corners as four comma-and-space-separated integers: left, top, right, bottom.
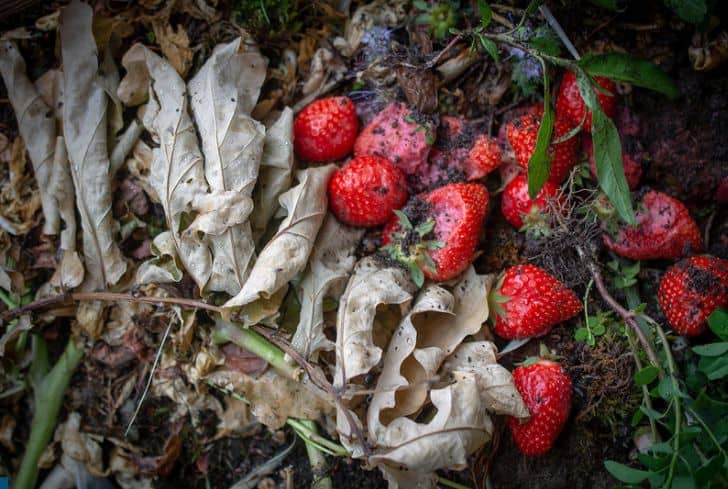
212, 320, 302, 381
14, 338, 84, 489
299, 420, 333, 489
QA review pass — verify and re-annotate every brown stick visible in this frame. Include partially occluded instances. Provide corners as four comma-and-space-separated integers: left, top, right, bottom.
1, 291, 221, 324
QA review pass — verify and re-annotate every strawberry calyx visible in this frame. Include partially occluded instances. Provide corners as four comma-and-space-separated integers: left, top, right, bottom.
520, 206, 552, 238
487, 272, 510, 322
381, 210, 444, 287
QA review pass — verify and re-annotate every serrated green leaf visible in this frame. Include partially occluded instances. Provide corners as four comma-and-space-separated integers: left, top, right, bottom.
479, 36, 500, 62
478, 0, 492, 28
527, 67, 554, 199
578, 53, 679, 99
635, 365, 659, 385
604, 460, 651, 484
575, 70, 636, 225
663, 0, 707, 24
708, 308, 728, 341
692, 342, 728, 357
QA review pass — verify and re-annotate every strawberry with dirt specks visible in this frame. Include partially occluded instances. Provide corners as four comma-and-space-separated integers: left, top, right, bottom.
382, 182, 488, 285
354, 102, 436, 176
490, 264, 582, 339
604, 191, 702, 260
293, 96, 358, 162
508, 359, 573, 456
556, 70, 617, 132
506, 107, 579, 184
328, 155, 408, 227
501, 173, 563, 231
658, 255, 728, 336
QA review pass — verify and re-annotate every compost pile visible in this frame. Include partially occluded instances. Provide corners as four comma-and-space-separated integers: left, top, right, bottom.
0, 1, 727, 488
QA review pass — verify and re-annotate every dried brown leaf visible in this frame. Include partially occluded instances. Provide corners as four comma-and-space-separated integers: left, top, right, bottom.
152, 22, 193, 78
118, 43, 149, 106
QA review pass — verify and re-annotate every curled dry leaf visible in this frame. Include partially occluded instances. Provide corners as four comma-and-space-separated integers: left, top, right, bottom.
0, 40, 59, 235
140, 46, 211, 290
135, 232, 184, 285
189, 37, 267, 294
334, 256, 416, 387
290, 215, 364, 361
251, 108, 295, 243
367, 268, 492, 433
152, 22, 193, 78
0, 136, 42, 235
60, 0, 127, 290
206, 369, 334, 430
224, 165, 336, 309
55, 412, 107, 477
118, 43, 150, 106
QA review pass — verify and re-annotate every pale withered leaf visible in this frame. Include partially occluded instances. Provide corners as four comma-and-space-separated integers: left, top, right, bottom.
60, 0, 127, 289
369, 375, 492, 489
291, 215, 364, 360
367, 268, 491, 435
140, 46, 211, 290
189, 37, 266, 294
135, 231, 184, 285
0, 40, 59, 235
334, 256, 416, 387
224, 165, 336, 309
48, 137, 76, 252
250, 108, 294, 243
117, 43, 149, 106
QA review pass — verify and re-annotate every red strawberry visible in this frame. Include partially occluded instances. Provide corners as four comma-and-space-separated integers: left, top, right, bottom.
294, 96, 358, 162
506, 107, 579, 184
423, 135, 501, 190
466, 134, 502, 179
501, 174, 563, 231
584, 135, 643, 190
490, 265, 582, 339
658, 255, 728, 336
556, 70, 617, 132
328, 155, 408, 227
508, 359, 572, 456
604, 191, 702, 260
382, 183, 489, 284
354, 102, 436, 176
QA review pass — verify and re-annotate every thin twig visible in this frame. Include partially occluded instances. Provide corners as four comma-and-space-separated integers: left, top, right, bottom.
1, 291, 221, 324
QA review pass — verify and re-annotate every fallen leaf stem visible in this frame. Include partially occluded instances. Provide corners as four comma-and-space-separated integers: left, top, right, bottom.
437, 476, 473, 489
213, 320, 302, 381
14, 337, 84, 489
287, 418, 349, 458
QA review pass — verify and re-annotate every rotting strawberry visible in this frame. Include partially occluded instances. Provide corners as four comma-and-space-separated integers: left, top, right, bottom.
556, 70, 617, 132
658, 255, 728, 336
501, 173, 564, 232
421, 117, 501, 190
490, 264, 582, 339
506, 107, 579, 184
354, 102, 436, 176
508, 359, 572, 456
381, 182, 489, 285
293, 96, 358, 162
603, 191, 702, 260
328, 155, 408, 227
584, 135, 643, 191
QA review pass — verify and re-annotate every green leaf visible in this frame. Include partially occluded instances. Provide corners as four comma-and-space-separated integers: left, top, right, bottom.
415, 220, 436, 236
699, 356, 728, 380
413, 0, 429, 11
478, 0, 492, 28
692, 342, 728, 357
578, 53, 680, 99
672, 475, 697, 489
587, 0, 628, 12
527, 66, 553, 199
575, 70, 636, 225
639, 405, 666, 420
604, 461, 651, 484
657, 377, 674, 400
708, 308, 728, 341
592, 322, 606, 335
575, 327, 590, 342
526, 0, 543, 14
479, 36, 499, 62
393, 210, 413, 230
663, 0, 707, 24
408, 263, 425, 288
635, 365, 659, 385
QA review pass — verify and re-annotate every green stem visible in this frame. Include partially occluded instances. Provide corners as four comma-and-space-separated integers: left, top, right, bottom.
286, 418, 349, 457
437, 476, 473, 489
212, 320, 302, 381
654, 322, 682, 488
14, 338, 84, 489
300, 420, 333, 489
624, 325, 659, 444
